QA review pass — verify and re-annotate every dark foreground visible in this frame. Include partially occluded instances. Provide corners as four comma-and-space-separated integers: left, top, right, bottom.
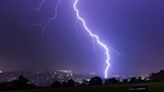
2, 82, 164, 92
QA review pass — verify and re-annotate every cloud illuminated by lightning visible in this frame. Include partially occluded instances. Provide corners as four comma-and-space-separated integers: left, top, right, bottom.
73, 0, 110, 78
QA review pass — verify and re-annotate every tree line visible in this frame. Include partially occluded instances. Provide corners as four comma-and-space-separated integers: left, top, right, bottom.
0, 69, 164, 90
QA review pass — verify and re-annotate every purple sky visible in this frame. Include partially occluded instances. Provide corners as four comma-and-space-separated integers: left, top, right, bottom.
0, 0, 163, 77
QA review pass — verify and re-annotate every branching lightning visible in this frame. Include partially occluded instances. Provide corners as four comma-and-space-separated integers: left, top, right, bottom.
41, 0, 62, 38
26, 0, 115, 78
25, 0, 62, 38
28, 0, 46, 12
73, 0, 110, 78
24, 0, 46, 26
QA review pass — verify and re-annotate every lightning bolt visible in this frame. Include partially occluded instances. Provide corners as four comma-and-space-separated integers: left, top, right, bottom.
41, 0, 62, 38
27, 0, 46, 12
25, 0, 62, 39
24, 0, 46, 26
73, 0, 110, 78
25, 0, 113, 78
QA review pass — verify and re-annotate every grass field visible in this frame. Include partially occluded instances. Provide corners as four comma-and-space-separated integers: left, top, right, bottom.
2, 82, 164, 92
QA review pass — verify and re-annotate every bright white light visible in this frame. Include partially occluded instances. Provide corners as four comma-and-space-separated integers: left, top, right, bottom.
73, 0, 110, 78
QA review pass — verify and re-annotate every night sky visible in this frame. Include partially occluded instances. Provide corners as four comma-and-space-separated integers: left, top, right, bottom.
0, 0, 164, 77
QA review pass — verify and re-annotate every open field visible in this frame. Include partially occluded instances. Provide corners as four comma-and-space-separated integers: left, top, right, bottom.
2, 82, 164, 92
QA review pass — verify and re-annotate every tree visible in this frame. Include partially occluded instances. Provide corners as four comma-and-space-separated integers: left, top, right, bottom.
67, 79, 75, 87
51, 81, 62, 88
62, 82, 67, 87
122, 79, 128, 84
129, 77, 137, 83
89, 76, 102, 86
150, 69, 164, 82
105, 78, 120, 85
0, 75, 35, 90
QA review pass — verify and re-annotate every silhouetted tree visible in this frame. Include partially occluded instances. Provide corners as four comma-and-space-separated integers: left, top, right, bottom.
89, 76, 102, 86
62, 82, 67, 87
137, 77, 147, 83
67, 79, 75, 87
0, 75, 36, 90
105, 78, 120, 85
17, 75, 29, 89
129, 77, 138, 83
122, 79, 128, 84
0, 82, 9, 90
150, 69, 164, 82
51, 81, 62, 88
